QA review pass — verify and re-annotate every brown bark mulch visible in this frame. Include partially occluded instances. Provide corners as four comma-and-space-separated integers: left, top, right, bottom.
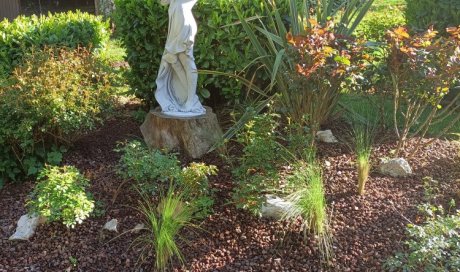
1, 110, 459, 272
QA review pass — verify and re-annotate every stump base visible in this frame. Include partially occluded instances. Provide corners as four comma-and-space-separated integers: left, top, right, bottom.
140, 106, 223, 158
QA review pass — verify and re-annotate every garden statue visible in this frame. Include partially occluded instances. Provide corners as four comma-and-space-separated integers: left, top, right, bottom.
141, 0, 222, 158
155, 0, 205, 116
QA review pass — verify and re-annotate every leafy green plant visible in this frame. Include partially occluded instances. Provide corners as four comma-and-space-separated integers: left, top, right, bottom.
117, 141, 217, 217
113, 0, 270, 104
352, 121, 374, 195
285, 20, 366, 138
283, 161, 332, 260
387, 26, 460, 156
385, 204, 460, 271
179, 162, 218, 219
232, 113, 283, 215
406, 0, 460, 34
26, 166, 95, 228
134, 187, 194, 271
0, 11, 109, 77
212, 0, 373, 142
0, 47, 114, 183
116, 141, 181, 193
355, 6, 405, 41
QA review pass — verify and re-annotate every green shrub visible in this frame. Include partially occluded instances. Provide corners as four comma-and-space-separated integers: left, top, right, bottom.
0, 11, 110, 77
406, 0, 460, 33
179, 162, 218, 219
117, 141, 217, 218
355, 8, 405, 41
113, 0, 271, 104
0, 47, 114, 184
385, 204, 460, 271
232, 113, 283, 215
26, 166, 95, 228
116, 141, 181, 193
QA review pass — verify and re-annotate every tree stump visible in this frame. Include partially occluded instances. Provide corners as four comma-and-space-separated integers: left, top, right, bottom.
140, 106, 223, 158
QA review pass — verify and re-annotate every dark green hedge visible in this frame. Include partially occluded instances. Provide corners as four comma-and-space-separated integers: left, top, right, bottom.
114, 0, 278, 105
0, 11, 110, 78
406, 0, 460, 33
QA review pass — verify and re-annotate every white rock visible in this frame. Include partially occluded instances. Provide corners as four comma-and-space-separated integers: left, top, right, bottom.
9, 214, 46, 241
316, 130, 338, 143
379, 158, 413, 177
261, 195, 293, 220
132, 223, 145, 233
103, 219, 118, 232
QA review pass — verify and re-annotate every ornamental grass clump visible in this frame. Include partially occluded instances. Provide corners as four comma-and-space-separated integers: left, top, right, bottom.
284, 162, 332, 260
26, 166, 95, 228
134, 187, 194, 271
353, 122, 374, 195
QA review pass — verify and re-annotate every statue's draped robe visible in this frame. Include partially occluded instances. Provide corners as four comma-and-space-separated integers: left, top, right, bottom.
155, 0, 205, 115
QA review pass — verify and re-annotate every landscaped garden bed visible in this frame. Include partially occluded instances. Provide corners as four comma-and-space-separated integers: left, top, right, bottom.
1, 0, 459, 271
0, 107, 459, 271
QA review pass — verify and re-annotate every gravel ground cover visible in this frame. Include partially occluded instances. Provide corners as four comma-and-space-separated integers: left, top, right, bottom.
1, 110, 459, 272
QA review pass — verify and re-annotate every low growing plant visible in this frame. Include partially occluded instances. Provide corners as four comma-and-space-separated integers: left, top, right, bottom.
116, 141, 181, 193
26, 166, 95, 228
179, 162, 218, 219
385, 204, 460, 271
232, 113, 283, 215
117, 141, 217, 218
134, 187, 194, 271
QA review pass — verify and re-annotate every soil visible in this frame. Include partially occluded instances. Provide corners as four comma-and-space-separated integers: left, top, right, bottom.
1, 107, 459, 272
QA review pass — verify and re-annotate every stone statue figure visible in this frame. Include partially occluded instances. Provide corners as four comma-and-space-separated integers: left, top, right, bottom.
155, 0, 205, 116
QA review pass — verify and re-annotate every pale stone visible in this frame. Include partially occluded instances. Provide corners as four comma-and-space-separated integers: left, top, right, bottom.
261, 195, 293, 220
155, 0, 205, 116
140, 106, 223, 158
9, 214, 46, 241
379, 158, 413, 177
103, 219, 118, 232
316, 130, 338, 143
132, 223, 145, 233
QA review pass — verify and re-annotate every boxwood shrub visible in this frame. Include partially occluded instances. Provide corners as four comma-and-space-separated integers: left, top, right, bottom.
0, 11, 110, 78
114, 0, 281, 105
406, 0, 460, 33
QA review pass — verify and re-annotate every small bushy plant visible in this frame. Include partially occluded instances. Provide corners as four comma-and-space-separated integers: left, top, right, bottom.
385, 204, 460, 271
232, 113, 283, 215
0, 47, 114, 183
0, 11, 109, 77
26, 166, 95, 228
406, 0, 460, 33
117, 141, 217, 218
387, 26, 460, 156
179, 163, 218, 219
116, 141, 181, 193
285, 20, 366, 132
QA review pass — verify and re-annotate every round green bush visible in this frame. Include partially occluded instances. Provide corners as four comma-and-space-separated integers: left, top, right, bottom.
27, 166, 95, 228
